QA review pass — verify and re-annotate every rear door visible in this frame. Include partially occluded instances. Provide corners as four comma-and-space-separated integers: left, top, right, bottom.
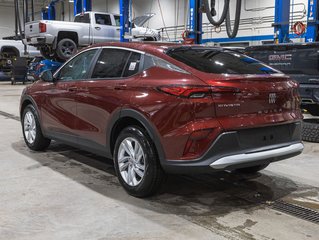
75, 48, 143, 154
92, 13, 119, 42
74, 13, 91, 45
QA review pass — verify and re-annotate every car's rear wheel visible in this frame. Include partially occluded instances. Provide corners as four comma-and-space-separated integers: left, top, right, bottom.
114, 126, 164, 197
22, 104, 51, 151
235, 164, 269, 174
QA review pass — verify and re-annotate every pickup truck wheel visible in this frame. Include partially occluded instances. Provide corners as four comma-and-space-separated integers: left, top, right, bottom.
56, 38, 77, 61
40, 46, 56, 60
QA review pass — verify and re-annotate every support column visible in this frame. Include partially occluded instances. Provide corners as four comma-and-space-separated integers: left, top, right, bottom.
119, 0, 130, 42
47, 3, 56, 20
189, 0, 202, 44
274, 0, 290, 43
74, 0, 92, 15
306, 0, 319, 42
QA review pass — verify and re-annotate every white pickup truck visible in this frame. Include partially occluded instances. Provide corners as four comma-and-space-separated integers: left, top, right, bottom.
24, 11, 160, 61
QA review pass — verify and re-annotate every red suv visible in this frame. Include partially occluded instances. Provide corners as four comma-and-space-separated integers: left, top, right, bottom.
20, 42, 304, 197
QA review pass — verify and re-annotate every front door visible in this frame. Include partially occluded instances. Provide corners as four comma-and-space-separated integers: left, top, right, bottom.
41, 48, 99, 143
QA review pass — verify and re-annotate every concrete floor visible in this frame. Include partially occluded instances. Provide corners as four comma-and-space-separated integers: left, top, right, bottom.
0, 82, 318, 240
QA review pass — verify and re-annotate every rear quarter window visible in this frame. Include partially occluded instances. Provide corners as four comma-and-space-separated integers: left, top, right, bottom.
167, 48, 279, 74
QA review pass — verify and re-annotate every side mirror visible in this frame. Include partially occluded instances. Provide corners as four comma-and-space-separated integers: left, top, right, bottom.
40, 70, 54, 82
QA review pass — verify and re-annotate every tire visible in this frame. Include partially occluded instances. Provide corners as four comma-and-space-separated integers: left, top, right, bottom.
22, 104, 51, 151
56, 38, 77, 61
113, 126, 164, 197
235, 164, 269, 174
40, 46, 56, 60
302, 119, 319, 143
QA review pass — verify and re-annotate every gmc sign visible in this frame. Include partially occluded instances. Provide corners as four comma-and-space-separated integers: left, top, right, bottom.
268, 54, 293, 61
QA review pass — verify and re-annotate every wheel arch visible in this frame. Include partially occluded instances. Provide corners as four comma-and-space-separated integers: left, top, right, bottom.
0, 46, 20, 58
20, 95, 42, 124
107, 109, 166, 164
57, 31, 79, 45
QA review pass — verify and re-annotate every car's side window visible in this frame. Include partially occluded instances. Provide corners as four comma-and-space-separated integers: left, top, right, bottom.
91, 49, 131, 79
58, 49, 98, 81
95, 14, 112, 26
123, 52, 142, 77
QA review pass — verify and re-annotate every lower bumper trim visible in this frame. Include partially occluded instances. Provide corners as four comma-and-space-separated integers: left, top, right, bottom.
210, 143, 304, 170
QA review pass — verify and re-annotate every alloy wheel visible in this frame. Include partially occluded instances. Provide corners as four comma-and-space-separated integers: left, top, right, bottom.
24, 111, 36, 144
117, 137, 145, 186
61, 41, 76, 58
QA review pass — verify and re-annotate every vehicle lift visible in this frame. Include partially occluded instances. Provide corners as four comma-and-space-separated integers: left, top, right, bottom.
20, 0, 319, 44
119, 0, 202, 43
274, 0, 319, 43
305, 0, 319, 42
42, 0, 92, 20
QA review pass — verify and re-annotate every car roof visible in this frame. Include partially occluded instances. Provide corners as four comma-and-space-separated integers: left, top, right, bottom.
87, 42, 225, 56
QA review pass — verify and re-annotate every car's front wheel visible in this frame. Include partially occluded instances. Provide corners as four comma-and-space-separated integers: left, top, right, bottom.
114, 126, 164, 197
22, 104, 51, 151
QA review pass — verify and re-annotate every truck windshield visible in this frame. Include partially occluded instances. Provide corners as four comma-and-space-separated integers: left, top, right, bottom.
167, 47, 279, 74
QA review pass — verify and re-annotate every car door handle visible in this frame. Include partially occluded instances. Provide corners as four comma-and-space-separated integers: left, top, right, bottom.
114, 84, 127, 90
116, 28, 120, 31
68, 87, 77, 92
95, 27, 101, 30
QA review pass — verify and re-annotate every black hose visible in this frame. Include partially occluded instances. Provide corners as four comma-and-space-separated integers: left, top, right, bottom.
226, 0, 242, 38
203, 0, 230, 26
14, 0, 18, 38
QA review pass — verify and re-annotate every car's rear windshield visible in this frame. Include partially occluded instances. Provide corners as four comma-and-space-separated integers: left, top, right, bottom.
166, 47, 280, 74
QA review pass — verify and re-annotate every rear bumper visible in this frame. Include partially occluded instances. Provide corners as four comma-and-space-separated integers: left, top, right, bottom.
161, 122, 303, 174
25, 34, 54, 46
210, 143, 303, 170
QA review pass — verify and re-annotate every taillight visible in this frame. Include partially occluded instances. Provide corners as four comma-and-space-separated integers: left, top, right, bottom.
39, 22, 46, 33
158, 85, 211, 98
158, 85, 239, 98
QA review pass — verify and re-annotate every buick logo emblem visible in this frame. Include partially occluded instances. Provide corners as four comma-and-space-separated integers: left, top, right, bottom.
269, 93, 277, 104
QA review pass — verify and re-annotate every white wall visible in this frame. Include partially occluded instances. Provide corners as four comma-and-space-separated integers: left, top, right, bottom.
0, 6, 17, 38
